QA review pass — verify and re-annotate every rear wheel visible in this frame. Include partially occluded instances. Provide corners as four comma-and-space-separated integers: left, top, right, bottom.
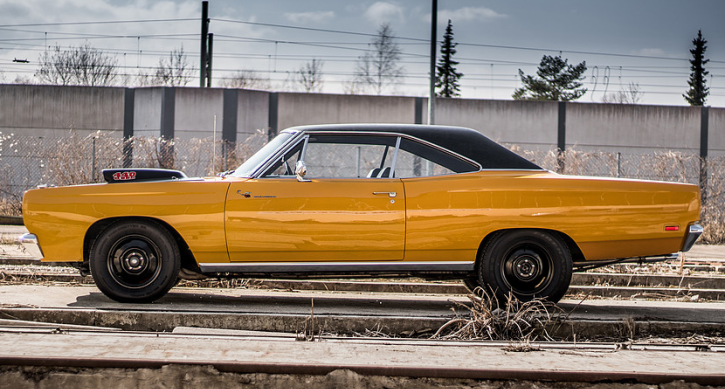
479, 230, 572, 303
89, 220, 180, 303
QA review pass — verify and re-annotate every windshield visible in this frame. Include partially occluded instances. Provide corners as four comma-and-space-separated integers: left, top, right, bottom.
232, 132, 295, 177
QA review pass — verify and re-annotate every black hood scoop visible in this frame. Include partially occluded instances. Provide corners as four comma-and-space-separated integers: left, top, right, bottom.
102, 168, 187, 183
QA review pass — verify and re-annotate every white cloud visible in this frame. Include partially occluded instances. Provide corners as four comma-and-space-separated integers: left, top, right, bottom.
364, 2, 405, 24
284, 11, 335, 24
425, 7, 507, 23
0, 0, 270, 84
633, 48, 666, 57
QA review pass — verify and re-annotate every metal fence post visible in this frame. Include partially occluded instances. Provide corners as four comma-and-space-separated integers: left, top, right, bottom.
699, 106, 709, 203
617, 152, 622, 178
557, 101, 567, 173
91, 136, 96, 182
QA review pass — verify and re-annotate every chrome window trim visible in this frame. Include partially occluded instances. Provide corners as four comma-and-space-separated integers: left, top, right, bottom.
299, 134, 310, 162
252, 130, 483, 179
243, 129, 547, 179
250, 130, 306, 178
389, 136, 401, 178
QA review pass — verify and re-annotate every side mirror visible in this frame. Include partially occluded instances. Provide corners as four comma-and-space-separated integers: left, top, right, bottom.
295, 161, 311, 182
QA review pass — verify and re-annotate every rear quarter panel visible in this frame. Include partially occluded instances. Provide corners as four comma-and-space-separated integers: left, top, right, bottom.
402, 170, 700, 261
22, 180, 230, 263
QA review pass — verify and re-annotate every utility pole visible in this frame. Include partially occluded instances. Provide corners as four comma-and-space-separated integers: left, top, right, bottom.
206, 33, 213, 87
428, 0, 437, 125
200, 1, 209, 87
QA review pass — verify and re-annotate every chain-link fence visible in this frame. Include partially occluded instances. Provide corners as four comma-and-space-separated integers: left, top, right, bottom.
1, 130, 722, 243
510, 146, 724, 243
0, 129, 268, 215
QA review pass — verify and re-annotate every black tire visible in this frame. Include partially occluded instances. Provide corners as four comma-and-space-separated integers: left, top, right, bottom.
479, 230, 572, 304
89, 220, 180, 303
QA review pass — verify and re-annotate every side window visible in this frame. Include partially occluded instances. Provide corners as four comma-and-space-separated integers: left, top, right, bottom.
395, 138, 478, 178
303, 134, 397, 179
261, 140, 304, 178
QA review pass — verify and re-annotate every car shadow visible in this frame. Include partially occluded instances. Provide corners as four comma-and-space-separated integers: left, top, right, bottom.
68, 289, 459, 317
558, 301, 725, 323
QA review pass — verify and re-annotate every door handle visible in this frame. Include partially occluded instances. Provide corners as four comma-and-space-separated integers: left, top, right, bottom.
373, 191, 397, 198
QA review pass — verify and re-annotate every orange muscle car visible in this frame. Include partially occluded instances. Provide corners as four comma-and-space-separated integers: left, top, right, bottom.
20, 124, 702, 303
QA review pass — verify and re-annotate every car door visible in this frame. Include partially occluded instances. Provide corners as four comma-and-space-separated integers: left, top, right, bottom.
393, 137, 483, 263
225, 133, 405, 263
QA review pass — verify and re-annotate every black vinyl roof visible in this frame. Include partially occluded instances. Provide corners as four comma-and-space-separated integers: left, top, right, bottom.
285, 124, 542, 170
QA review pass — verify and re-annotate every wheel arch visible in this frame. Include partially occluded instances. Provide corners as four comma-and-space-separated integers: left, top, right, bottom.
83, 216, 199, 272
476, 228, 585, 266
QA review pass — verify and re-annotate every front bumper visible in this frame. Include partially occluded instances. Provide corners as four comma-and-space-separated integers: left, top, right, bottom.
18, 233, 43, 259
682, 224, 703, 252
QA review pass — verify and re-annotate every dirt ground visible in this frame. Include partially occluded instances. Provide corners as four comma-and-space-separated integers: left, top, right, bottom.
0, 366, 720, 389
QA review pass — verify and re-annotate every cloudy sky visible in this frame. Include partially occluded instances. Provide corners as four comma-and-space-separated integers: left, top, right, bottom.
1, 0, 724, 106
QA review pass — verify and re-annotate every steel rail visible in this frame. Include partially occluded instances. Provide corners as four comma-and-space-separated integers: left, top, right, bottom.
1, 324, 720, 353
0, 355, 724, 386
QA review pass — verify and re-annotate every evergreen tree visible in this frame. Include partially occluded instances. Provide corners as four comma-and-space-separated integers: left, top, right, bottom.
512, 55, 587, 101
435, 20, 463, 98
683, 30, 709, 106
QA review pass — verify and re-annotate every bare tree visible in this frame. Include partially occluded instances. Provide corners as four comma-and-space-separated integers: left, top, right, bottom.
354, 23, 404, 95
342, 80, 363, 95
131, 71, 153, 87
154, 47, 194, 86
13, 75, 32, 84
221, 70, 271, 90
296, 59, 324, 92
602, 82, 644, 104
36, 43, 118, 86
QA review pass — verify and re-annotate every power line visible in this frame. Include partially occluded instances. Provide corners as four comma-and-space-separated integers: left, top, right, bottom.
213, 17, 725, 64
0, 18, 196, 28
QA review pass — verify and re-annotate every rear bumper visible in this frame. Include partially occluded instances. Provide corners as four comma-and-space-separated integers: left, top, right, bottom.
18, 233, 43, 260
682, 224, 703, 252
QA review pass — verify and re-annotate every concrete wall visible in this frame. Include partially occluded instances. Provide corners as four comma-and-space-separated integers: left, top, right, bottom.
277, 93, 417, 129
709, 107, 725, 156
436, 99, 559, 151
133, 87, 163, 137
0, 84, 722, 157
0, 84, 124, 137
175, 87, 223, 139
567, 103, 701, 154
237, 89, 269, 140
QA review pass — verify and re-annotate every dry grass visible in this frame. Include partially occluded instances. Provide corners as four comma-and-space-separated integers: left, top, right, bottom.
431, 289, 561, 342
296, 298, 322, 341
0, 130, 269, 216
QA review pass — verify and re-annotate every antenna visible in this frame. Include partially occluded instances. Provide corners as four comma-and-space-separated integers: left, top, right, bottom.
602, 66, 611, 96
590, 66, 599, 101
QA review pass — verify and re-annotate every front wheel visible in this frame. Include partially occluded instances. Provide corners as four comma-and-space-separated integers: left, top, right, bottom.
89, 220, 180, 303
479, 230, 572, 304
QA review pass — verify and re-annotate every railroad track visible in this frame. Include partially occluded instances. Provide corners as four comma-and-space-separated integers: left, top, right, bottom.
2, 260, 725, 386
2, 259, 725, 339
3, 262, 725, 300
0, 321, 724, 387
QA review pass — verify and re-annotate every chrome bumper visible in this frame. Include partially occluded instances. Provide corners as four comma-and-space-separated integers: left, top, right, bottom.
682, 224, 703, 252
18, 233, 43, 259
